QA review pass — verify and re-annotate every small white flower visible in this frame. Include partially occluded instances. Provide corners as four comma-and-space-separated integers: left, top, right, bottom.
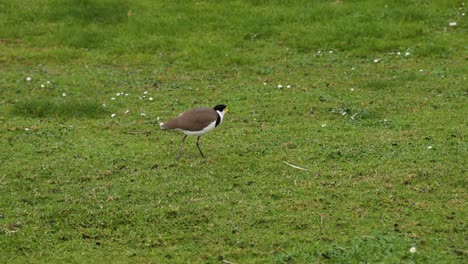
149, 97, 154, 101
263, 82, 267, 86
46, 81, 51, 84
286, 85, 291, 88
427, 146, 433, 149
102, 103, 107, 107
62, 93, 67, 97
397, 51, 401, 56
351, 67, 355, 70
384, 119, 388, 122
157, 116, 160, 121
321, 124, 326, 127
405, 51, 410, 56
25, 128, 30, 131
410, 247, 417, 253
449, 22, 457, 26
26, 76, 32, 82
124, 93, 129, 96
373, 58, 380, 63
140, 113, 146, 117
419, 69, 424, 72
277, 84, 283, 89
462, 13, 465, 16
111, 114, 116, 118
116, 93, 121, 96
111, 97, 116, 100
144, 91, 148, 95
40, 84, 45, 88
329, 50, 333, 54
317, 50, 322, 54
350, 88, 355, 91
124, 109, 130, 114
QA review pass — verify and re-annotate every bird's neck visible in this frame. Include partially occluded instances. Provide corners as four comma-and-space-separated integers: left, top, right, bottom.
215, 110, 224, 127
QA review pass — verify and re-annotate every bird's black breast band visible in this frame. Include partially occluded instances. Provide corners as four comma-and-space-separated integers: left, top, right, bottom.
215, 113, 221, 127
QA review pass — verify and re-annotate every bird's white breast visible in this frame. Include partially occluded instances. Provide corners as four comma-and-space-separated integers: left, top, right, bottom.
178, 120, 217, 136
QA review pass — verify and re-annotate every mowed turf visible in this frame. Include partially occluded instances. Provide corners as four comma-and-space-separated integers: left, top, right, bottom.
0, 0, 467, 263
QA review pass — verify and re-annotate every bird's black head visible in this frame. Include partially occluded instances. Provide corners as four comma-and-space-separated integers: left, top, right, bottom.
213, 104, 227, 112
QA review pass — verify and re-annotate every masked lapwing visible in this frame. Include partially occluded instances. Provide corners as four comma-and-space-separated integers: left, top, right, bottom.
160, 104, 228, 160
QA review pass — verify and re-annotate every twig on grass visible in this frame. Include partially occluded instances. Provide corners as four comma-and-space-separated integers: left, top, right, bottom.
283, 161, 311, 172
222, 260, 237, 264
127, 130, 152, 135
450, 248, 468, 255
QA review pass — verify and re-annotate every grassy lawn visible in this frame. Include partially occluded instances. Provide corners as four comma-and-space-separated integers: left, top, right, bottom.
1, 0, 466, 263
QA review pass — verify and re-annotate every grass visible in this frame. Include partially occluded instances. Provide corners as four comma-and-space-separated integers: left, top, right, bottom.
12, 97, 108, 119
1, 0, 467, 263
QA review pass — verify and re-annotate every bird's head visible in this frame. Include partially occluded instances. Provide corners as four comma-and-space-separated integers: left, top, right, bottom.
213, 104, 228, 113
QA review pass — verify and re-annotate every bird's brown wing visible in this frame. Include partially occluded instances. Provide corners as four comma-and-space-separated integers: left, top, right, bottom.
162, 108, 217, 131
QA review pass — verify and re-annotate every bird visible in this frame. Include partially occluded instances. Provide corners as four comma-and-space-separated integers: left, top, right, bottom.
160, 104, 228, 160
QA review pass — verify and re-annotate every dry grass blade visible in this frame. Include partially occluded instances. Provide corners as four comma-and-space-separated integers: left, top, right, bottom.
283, 161, 311, 172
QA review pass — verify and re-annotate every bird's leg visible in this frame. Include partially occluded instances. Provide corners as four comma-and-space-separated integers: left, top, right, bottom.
177, 135, 187, 160
196, 136, 205, 158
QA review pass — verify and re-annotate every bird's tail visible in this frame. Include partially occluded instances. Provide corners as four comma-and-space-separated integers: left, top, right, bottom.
159, 122, 166, 129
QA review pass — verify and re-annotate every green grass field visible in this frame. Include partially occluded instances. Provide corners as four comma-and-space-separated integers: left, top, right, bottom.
1, 0, 467, 263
